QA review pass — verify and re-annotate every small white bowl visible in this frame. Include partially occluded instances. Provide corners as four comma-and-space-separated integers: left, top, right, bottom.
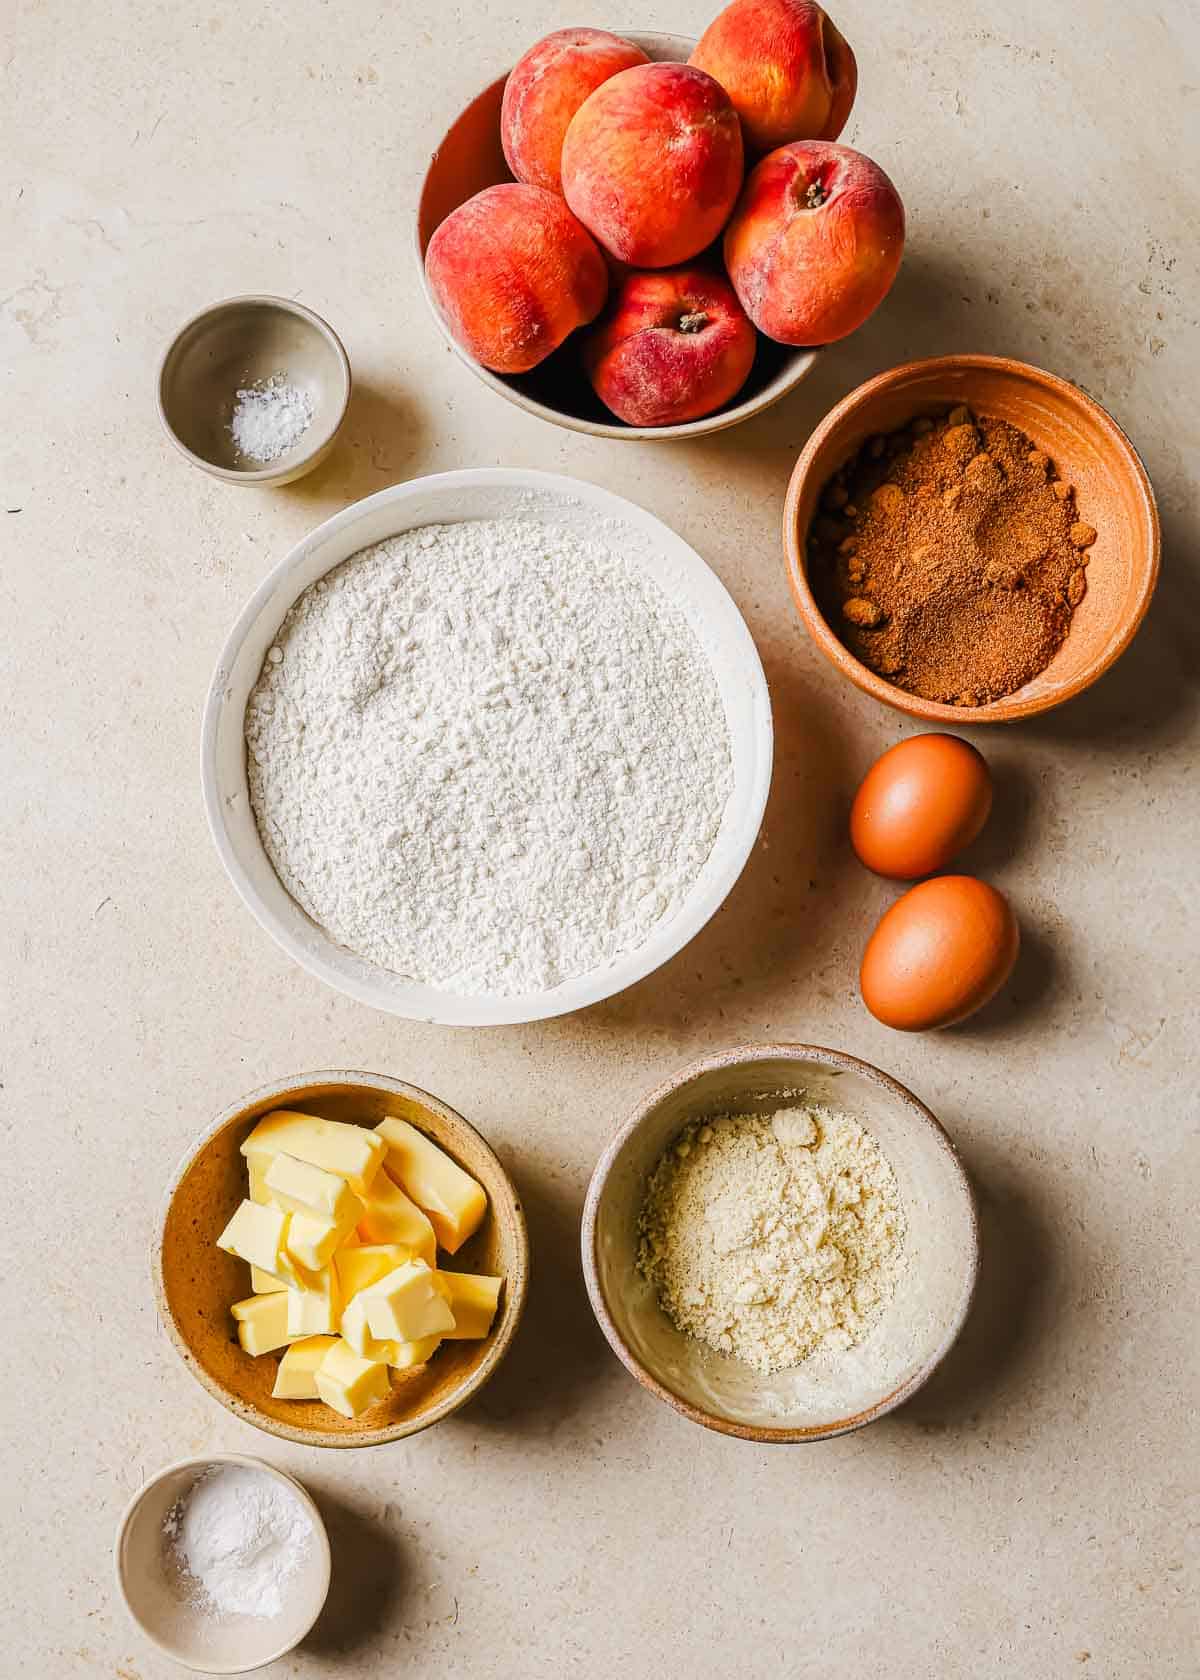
202, 468, 772, 1026
115, 1454, 331, 1673
583, 1044, 979, 1440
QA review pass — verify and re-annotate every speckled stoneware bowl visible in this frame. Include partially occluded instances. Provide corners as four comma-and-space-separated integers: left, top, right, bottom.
156, 1072, 529, 1448
415, 32, 818, 440
582, 1044, 979, 1441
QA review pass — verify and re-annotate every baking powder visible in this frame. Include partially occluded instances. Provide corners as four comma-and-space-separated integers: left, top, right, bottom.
245, 505, 733, 995
164, 1464, 313, 1619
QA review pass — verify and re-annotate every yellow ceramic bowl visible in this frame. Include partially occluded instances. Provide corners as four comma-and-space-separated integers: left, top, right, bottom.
155, 1071, 529, 1447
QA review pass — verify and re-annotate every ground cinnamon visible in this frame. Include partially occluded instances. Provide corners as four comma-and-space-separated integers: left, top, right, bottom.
809, 406, 1097, 706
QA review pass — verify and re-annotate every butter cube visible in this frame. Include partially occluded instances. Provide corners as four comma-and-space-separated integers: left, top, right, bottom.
242, 1109, 385, 1196
314, 1338, 392, 1419
357, 1172, 437, 1264
388, 1335, 443, 1371
217, 1200, 292, 1281
230, 1291, 294, 1356
358, 1258, 456, 1344
434, 1271, 503, 1340
286, 1266, 338, 1337
272, 1335, 337, 1400
335, 1243, 414, 1302
266, 1152, 364, 1227
375, 1118, 486, 1252
251, 1266, 286, 1295
339, 1291, 400, 1363
286, 1207, 357, 1272
247, 1157, 276, 1207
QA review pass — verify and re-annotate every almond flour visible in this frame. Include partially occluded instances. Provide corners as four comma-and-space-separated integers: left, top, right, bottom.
637, 1104, 907, 1374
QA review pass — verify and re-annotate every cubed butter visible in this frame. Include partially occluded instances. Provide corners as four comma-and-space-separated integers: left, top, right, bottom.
272, 1335, 337, 1399
434, 1271, 503, 1340
242, 1109, 385, 1196
286, 1265, 338, 1336
388, 1335, 443, 1371
357, 1172, 436, 1264
286, 1206, 358, 1272
266, 1151, 364, 1226
358, 1258, 456, 1344
375, 1117, 487, 1252
314, 1338, 392, 1419
217, 1200, 292, 1281
251, 1266, 286, 1294
339, 1291, 400, 1362
247, 1157, 275, 1207
230, 1291, 294, 1356
335, 1243, 414, 1302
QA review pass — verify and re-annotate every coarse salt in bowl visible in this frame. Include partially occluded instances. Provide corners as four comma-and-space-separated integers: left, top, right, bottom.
202, 468, 773, 1026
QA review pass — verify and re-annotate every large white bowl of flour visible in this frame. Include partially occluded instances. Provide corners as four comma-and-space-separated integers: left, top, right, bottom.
202, 469, 773, 1026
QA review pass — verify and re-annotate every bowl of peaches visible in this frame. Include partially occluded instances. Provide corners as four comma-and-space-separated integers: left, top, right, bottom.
416, 2, 905, 439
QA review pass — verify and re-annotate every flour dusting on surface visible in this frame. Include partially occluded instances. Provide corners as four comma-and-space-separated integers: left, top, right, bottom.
245, 510, 733, 995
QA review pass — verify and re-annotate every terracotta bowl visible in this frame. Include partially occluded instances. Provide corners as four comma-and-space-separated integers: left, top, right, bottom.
784, 355, 1160, 722
582, 1045, 978, 1442
155, 1071, 529, 1448
414, 31, 817, 441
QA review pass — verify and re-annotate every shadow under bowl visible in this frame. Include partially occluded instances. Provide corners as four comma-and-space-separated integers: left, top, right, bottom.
414, 31, 817, 441
783, 355, 1160, 722
582, 1044, 978, 1441
154, 1071, 529, 1447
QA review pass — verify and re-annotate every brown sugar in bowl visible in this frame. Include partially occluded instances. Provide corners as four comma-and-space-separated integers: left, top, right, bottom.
155, 1072, 529, 1448
784, 355, 1160, 722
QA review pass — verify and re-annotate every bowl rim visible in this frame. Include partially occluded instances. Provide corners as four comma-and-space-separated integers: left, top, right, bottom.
152, 1069, 530, 1448
156, 293, 352, 485
114, 1451, 332, 1672
413, 29, 819, 442
200, 466, 774, 1025
783, 353, 1162, 723
581, 1041, 980, 1442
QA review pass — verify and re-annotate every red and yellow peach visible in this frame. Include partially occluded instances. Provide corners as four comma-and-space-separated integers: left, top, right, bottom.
724, 141, 904, 344
583, 266, 757, 427
562, 62, 744, 268
690, 0, 857, 155
501, 28, 648, 195
424, 184, 608, 375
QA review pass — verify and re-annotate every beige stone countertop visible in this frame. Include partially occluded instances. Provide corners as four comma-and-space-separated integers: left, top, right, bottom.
3, 0, 1197, 1674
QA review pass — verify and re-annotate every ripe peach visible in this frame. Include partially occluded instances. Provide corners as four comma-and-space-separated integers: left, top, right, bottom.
501, 28, 649, 195
724, 141, 904, 344
690, 0, 857, 155
561, 63, 744, 268
583, 266, 757, 427
424, 184, 608, 375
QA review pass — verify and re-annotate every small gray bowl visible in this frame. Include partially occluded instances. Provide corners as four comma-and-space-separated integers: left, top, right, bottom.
583, 1044, 979, 1441
158, 296, 351, 486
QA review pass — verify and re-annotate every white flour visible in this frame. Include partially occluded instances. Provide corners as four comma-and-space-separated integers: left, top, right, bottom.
164, 1465, 313, 1620
245, 509, 732, 995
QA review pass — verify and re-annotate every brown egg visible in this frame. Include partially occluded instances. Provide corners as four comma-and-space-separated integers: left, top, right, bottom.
851, 734, 992, 880
860, 875, 1019, 1031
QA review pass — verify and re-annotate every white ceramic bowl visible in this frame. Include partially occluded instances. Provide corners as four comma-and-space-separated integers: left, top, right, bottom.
115, 1454, 331, 1672
583, 1045, 979, 1440
414, 32, 819, 441
202, 469, 773, 1025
